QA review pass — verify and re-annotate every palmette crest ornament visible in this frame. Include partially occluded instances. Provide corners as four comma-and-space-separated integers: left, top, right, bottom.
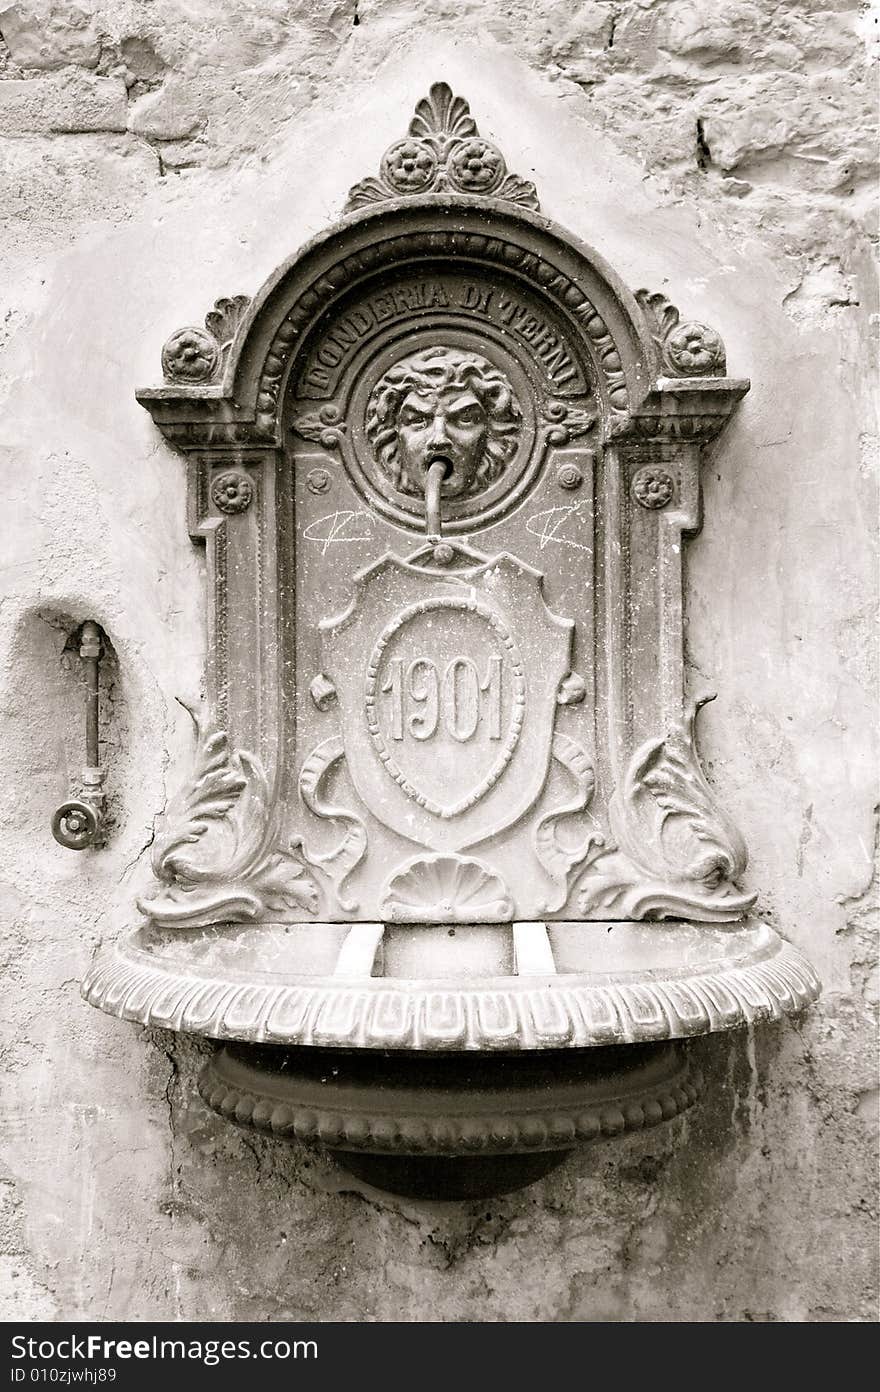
345, 82, 541, 213
320, 550, 572, 853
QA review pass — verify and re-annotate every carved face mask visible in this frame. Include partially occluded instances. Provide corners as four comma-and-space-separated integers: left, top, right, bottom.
396, 389, 490, 497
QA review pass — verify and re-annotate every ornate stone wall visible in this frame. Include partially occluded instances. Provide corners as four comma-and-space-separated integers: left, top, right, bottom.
1, 0, 876, 1322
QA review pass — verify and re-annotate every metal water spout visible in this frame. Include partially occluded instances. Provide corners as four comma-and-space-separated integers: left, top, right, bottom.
424, 457, 451, 536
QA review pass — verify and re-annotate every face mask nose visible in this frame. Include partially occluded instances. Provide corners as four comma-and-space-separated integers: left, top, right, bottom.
427, 414, 451, 449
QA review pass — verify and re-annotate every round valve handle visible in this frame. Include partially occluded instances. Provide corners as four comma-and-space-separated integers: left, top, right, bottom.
52, 799, 101, 851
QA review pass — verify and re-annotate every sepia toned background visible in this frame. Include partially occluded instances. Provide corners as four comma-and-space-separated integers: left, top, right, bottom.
1, 0, 877, 1321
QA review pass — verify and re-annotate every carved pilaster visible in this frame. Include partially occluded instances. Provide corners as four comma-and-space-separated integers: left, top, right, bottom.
185, 450, 280, 769
588, 362, 753, 922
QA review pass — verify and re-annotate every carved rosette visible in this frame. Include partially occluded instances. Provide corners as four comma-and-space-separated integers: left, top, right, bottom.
306, 469, 332, 495
632, 466, 675, 509
346, 82, 540, 213
161, 327, 219, 383
667, 322, 725, 375
160, 294, 250, 385
211, 470, 253, 514
556, 463, 584, 490
636, 289, 727, 379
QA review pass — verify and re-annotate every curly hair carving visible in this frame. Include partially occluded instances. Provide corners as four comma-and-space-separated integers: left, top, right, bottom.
365, 346, 522, 496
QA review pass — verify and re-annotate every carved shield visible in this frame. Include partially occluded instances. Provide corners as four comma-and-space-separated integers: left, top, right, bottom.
321, 552, 573, 851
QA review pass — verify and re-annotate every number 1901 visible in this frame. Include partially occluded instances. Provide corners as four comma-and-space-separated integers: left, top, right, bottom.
381, 656, 503, 742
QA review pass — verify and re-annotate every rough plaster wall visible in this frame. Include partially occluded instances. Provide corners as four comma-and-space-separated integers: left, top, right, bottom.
0, 0, 877, 1322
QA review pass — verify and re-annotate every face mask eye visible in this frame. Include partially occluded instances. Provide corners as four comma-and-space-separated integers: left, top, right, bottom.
401, 410, 431, 429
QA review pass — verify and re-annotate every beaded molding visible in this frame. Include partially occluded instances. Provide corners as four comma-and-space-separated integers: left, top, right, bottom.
197, 1058, 704, 1155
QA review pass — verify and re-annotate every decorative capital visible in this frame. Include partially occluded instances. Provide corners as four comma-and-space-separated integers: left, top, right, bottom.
345, 82, 540, 214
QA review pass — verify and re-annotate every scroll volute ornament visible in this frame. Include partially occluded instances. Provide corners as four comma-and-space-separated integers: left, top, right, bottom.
83, 83, 819, 1200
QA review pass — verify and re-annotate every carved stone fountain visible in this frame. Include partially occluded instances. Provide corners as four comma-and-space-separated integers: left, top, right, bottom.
83, 85, 820, 1199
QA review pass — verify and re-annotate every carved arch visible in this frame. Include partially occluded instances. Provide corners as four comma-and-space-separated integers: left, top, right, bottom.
138, 200, 742, 454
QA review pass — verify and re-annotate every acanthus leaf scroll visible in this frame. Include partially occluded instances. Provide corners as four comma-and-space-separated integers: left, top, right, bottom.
139, 705, 319, 928
576, 697, 756, 923
540, 398, 597, 446
290, 404, 348, 449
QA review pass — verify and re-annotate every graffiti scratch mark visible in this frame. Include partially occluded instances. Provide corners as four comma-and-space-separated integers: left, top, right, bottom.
525, 500, 592, 552
303, 509, 374, 556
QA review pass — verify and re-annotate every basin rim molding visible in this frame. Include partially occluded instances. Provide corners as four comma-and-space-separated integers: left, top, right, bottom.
82, 916, 820, 1051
